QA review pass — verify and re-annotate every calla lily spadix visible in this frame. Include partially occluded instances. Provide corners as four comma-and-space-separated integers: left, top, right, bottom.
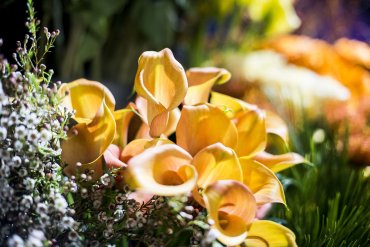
184, 67, 231, 105
126, 144, 197, 196
134, 48, 187, 137
203, 180, 257, 246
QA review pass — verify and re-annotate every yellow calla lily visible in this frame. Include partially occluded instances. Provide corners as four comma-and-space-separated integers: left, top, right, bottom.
210, 92, 268, 157
254, 151, 305, 173
61, 97, 116, 173
184, 67, 231, 105
59, 79, 117, 177
265, 110, 289, 142
203, 180, 257, 246
134, 48, 187, 137
176, 104, 238, 156
134, 96, 181, 138
192, 143, 243, 206
244, 220, 297, 247
235, 108, 267, 158
65, 144, 126, 181
113, 107, 135, 148
59, 78, 115, 119
126, 144, 197, 196
240, 158, 285, 205
120, 138, 173, 163
210, 91, 258, 119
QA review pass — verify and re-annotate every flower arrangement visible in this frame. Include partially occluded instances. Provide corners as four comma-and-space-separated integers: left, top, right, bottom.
56, 47, 305, 246
0, 2, 306, 246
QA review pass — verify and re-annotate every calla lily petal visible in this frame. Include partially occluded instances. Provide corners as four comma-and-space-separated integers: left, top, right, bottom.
210, 91, 257, 119
192, 143, 243, 206
266, 110, 289, 142
59, 78, 115, 119
203, 180, 257, 246
104, 144, 127, 169
244, 220, 297, 247
134, 96, 180, 137
113, 107, 135, 148
64, 144, 127, 181
126, 144, 197, 196
62, 98, 116, 167
134, 48, 187, 137
240, 158, 285, 205
235, 108, 267, 157
177, 104, 238, 156
184, 67, 231, 105
120, 138, 173, 163
164, 107, 181, 136
254, 151, 305, 173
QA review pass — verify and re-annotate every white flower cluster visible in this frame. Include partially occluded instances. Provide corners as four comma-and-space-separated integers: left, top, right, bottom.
0, 60, 79, 246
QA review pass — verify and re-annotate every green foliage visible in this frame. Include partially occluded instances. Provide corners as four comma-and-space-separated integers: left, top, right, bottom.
271, 121, 370, 247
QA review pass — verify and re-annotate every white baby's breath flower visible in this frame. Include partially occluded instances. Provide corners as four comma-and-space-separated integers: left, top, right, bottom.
14, 125, 27, 139
0, 126, 7, 140
14, 140, 23, 150
27, 129, 39, 142
20, 195, 33, 209
7, 234, 24, 247
60, 216, 75, 229
53, 194, 68, 214
36, 203, 48, 215
8, 112, 18, 126
26, 229, 45, 247
24, 178, 36, 190
39, 128, 52, 141
0, 117, 9, 128
11, 156, 22, 168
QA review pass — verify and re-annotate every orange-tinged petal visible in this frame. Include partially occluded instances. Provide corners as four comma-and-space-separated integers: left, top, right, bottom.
203, 180, 257, 246
62, 98, 116, 169
235, 108, 267, 157
126, 144, 197, 196
134, 48, 187, 137
210, 91, 257, 119
184, 67, 231, 105
113, 108, 135, 148
244, 220, 297, 247
240, 158, 285, 206
192, 143, 242, 206
103, 144, 127, 169
63, 144, 126, 180
59, 78, 115, 119
164, 107, 181, 136
254, 151, 305, 173
266, 110, 289, 142
177, 104, 238, 156
134, 96, 180, 137
120, 138, 173, 163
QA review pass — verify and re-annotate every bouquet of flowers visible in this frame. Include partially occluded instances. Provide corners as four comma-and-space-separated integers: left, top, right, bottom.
0, 2, 305, 246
